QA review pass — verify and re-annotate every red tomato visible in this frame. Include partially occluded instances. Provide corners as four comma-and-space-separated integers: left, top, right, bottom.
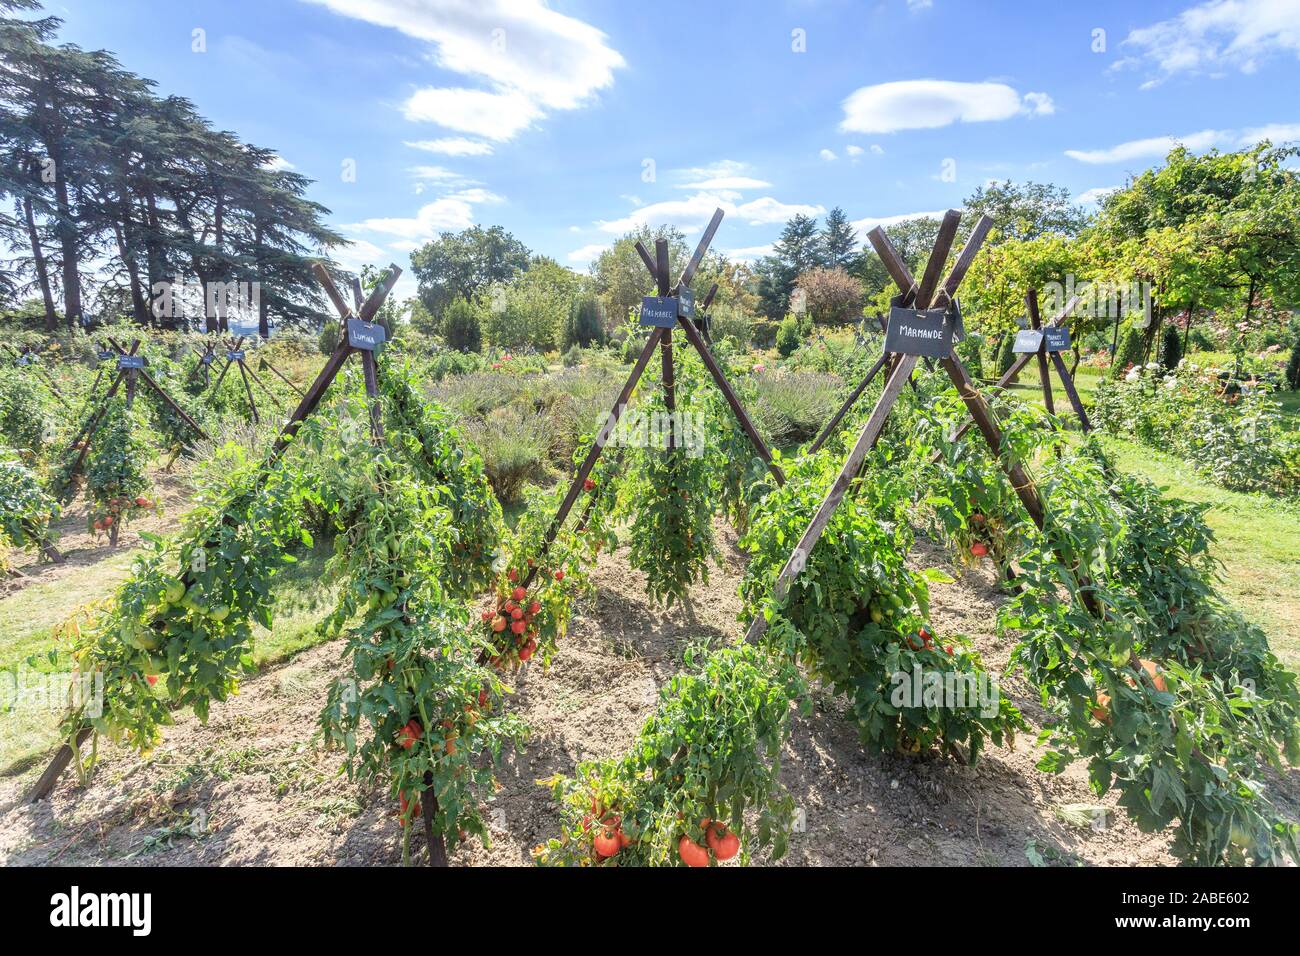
583, 478, 596, 492
518, 639, 537, 662
678, 835, 709, 868
512, 586, 527, 602
511, 607, 524, 620
492, 616, 507, 633
146, 674, 158, 687
945, 645, 954, 655
508, 568, 518, 582
594, 827, 621, 858
510, 619, 526, 635
480, 609, 493, 623
528, 600, 541, 615
706, 823, 740, 861
970, 542, 988, 557
554, 570, 565, 581
135, 496, 149, 507
399, 790, 421, 819
397, 719, 422, 750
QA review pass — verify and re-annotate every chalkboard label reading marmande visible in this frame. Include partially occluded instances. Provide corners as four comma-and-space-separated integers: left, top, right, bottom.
1044, 327, 1072, 352
1013, 329, 1044, 353
885, 305, 955, 358
640, 296, 679, 328
347, 318, 387, 351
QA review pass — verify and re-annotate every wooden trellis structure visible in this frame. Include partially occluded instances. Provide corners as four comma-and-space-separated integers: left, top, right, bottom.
198, 336, 295, 425
26, 266, 451, 850
519, 208, 784, 591
744, 209, 1105, 645
62, 339, 209, 545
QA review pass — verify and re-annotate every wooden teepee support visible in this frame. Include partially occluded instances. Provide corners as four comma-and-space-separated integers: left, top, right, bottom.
743, 209, 1104, 646
61, 337, 209, 543
518, 208, 784, 592
200, 336, 292, 425
25, 267, 406, 804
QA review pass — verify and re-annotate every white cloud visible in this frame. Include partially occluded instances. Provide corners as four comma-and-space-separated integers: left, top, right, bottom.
305, 0, 624, 142
845, 145, 865, 157
674, 160, 772, 191
1238, 122, 1300, 144
446, 187, 504, 204
721, 244, 774, 262
567, 243, 608, 265
819, 148, 838, 161
596, 192, 823, 234
1122, 0, 1300, 85
405, 137, 494, 156
734, 196, 825, 225
1065, 129, 1226, 163
345, 198, 476, 242
402, 88, 541, 141
906, 0, 933, 10
871, 144, 885, 155
407, 164, 468, 181
849, 209, 947, 243
1022, 91, 1055, 116
264, 154, 295, 171
1074, 186, 1121, 205
840, 80, 1054, 134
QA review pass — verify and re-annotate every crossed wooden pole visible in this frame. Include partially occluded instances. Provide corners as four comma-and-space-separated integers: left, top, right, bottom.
25, 267, 411, 808
200, 336, 293, 425
518, 209, 783, 592
743, 210, 1105, 646
61, 339, 209, 546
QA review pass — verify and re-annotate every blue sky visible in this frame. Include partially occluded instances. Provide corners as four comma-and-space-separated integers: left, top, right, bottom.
48, 0, 1300, 300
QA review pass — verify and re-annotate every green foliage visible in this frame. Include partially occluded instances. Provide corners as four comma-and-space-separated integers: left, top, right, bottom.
775, 316, 802, 357
708, 303, 752, 348
750, 369, 842, 445
410, 225, 530, 317
1110, 323, 1146, 379
0, 451, 58, 570
0, 367, 53, 457
1160, 322, 1184, 371
537, 643, 803, 866
562, 293, 605, 350
85, 398, 153, 534
442, 298, 482, 353
740, 452, 1024, 759
1092, 364, 1299, 498
463, 405, 551, 504
1287, 334, 1300, 390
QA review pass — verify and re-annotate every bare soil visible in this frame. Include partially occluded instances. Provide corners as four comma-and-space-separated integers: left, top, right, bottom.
2, 522, 1296, 867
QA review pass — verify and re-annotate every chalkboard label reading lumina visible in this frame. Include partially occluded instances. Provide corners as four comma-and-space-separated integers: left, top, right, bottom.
884, 305, 955, 358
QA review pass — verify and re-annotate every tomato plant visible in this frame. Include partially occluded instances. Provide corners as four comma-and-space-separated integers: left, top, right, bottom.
84, 398, 155, 538
0, 451, 59, 571
537, 643, 803, 866
740, 451, 1023, 759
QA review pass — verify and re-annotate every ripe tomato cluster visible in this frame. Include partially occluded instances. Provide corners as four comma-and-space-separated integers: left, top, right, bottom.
90, 494, 154, 534
677, 820, 740, 867
481, 572, 543, 666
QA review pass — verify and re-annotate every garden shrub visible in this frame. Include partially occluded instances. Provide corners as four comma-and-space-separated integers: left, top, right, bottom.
463, 404, 551, 504
443, 298, 482, 353
562, 294, 605, 350
1160, 322, 1183, 371
1110, 323, 1146, 380
750, 370, 843, 445
775, 316, 802, 357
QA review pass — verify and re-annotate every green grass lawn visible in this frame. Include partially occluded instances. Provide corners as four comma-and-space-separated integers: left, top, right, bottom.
0, 545, 339, 775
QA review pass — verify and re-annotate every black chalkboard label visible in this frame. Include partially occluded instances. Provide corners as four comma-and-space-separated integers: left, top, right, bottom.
1013, 330, 1044, 353
347, 318, 387, 351
885, 305, 954, 358
678, 288, 695, 321
1044, 327, 1071, 352
640, 296, 679, 328
97, 350, 114, 362
200, 353, 214, 365
226, 350, 245, 361
118, 355, 146, 369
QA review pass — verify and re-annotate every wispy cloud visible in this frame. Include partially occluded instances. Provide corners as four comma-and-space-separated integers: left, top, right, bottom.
850, 209, 947, 243
840, 79, 1054, 134
596, 192, 824, 234
405, 137, 495, 156
1119, 0, 1300, 87
1074, 186, 1121, 205
303, 0, 623, 142
674, 160, 772, 191
1065, 123, 1300, 163
567, 243, 608, 265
